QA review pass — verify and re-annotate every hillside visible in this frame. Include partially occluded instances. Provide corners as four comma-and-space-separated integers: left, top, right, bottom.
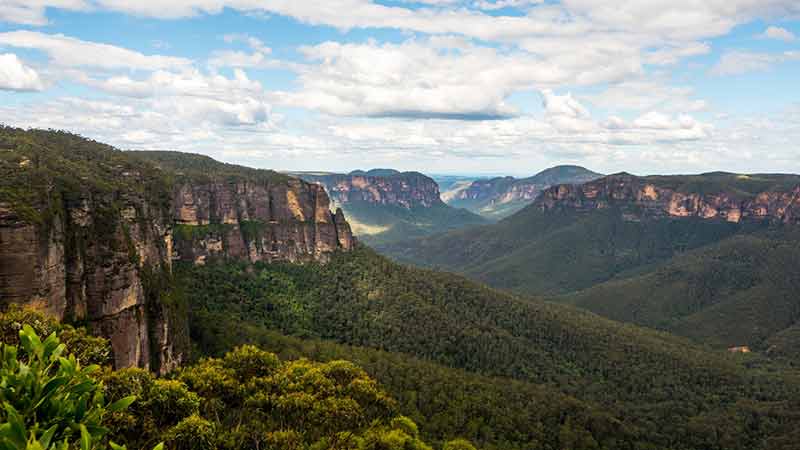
553, 229, 800, 355
382, 172, 800, 354
386, 172, 800, 292
176, 246, 800, 450
295, 170, 487, 246
447, 165, 603, 220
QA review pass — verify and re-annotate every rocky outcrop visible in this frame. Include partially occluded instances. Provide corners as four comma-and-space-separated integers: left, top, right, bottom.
298, 171, 443, 209
535, 173, 800, 224
448, 166, 603, 219
0, 175, 179, 374
170, 179, 353, 265
0, 128, 355, 374
457, 166, 603, 204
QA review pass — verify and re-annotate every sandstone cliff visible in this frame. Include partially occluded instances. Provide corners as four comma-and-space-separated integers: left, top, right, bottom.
0, 128, 353, 373
535, 172, 800, 224
449, 165, 603, 219
298, 171, 443, 209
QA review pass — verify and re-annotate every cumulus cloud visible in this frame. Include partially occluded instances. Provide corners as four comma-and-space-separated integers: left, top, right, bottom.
758, 25, 796, 41
711, 50, 800, 76
0, 53, 45, 91
7, 0, 800, 45
582, 79, 709, 113
0, 0, 88, 26
277, 37, 649, 119
0, 31, 191, 70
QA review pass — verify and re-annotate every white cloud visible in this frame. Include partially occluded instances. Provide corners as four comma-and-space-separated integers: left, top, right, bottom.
758, 25, 796, 41
277, 37, 649, 119
0, 53, 45, 91
0, 31, 191, 70
582, 79, 709, 113
473, 0, 544, 11
8, 0, 799, 45
711, 50, 800, 76
644, 42, 711, 65
0, 0, 88, 26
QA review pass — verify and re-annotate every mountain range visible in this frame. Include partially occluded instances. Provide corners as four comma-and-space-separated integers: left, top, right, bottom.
293, 169, 487, 245
382, 171, 800, 356
3, 127, 800, 450
443, 165, 603, 220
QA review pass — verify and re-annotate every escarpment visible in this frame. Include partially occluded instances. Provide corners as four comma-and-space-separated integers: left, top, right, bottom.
298, 171, 443, 209
448, 165, 603, 219
535, 172, 800, 224
169, 178, 353, 265
0, 127, 353, 373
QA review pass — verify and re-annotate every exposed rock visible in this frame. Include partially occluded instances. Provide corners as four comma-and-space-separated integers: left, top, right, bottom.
447, 165, 603, 219
0, 129, 355, 374
535, 173, 800, 224
169, 179, 353, 265
298, 171, 443, 209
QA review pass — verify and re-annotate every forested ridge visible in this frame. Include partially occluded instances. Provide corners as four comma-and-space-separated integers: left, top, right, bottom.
178, 246, 800, 450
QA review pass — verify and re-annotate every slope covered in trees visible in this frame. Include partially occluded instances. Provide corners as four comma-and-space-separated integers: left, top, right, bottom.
381, 207, 749, 295
177, 246, 800, 450
552, 228, 800, 355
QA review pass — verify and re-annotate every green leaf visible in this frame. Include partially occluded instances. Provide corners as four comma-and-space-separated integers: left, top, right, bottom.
79, 425, 90, 450
39, 424, 59, 449
2, 404, 27, 449
109, 442, 126, 450
151, 443, 164, 450
107, 396, 136, 413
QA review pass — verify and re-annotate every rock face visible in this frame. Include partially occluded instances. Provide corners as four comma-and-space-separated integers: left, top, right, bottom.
0, 128, 354, 373
170, 179, 354, 265
449, 165, 603, 219
535, 173, 800, 224
298, 171, 443, 209
0, 173, 177, 373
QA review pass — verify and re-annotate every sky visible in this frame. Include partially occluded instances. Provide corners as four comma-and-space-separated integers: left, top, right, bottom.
0, 1, 799, 176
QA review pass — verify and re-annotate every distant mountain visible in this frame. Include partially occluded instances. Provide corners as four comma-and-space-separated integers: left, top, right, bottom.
349, 168, 401, 177
430, 174, 485, 203
294, 170, 487, 245
446, 165, 603, 220
383, 172, 800, 354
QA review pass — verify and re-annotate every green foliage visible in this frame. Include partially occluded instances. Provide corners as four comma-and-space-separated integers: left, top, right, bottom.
342, 202, 488, 247
163, 416, 215, 450
0, 307, 111, 367
182, 247, 800, 450
443, 439, 477, 450
0, 325, 134, 450
555, 229, 800, 353
383, 207, 750, 296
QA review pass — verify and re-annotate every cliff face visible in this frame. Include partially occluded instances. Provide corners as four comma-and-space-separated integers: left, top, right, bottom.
170, 179, 353, 265
0, 128, 354, 373
0, 167, 178, 373
448, 166, 603, 220
299, 171, 443, 209
535, 173, 800, 224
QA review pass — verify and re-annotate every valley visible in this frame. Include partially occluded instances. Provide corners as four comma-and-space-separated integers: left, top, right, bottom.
2, 127, 800, 450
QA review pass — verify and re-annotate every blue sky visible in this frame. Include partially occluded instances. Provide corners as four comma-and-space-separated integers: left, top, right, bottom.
0, 1, 799, 176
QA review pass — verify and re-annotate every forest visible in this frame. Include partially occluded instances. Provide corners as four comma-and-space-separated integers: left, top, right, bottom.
178, 246, 800, 450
